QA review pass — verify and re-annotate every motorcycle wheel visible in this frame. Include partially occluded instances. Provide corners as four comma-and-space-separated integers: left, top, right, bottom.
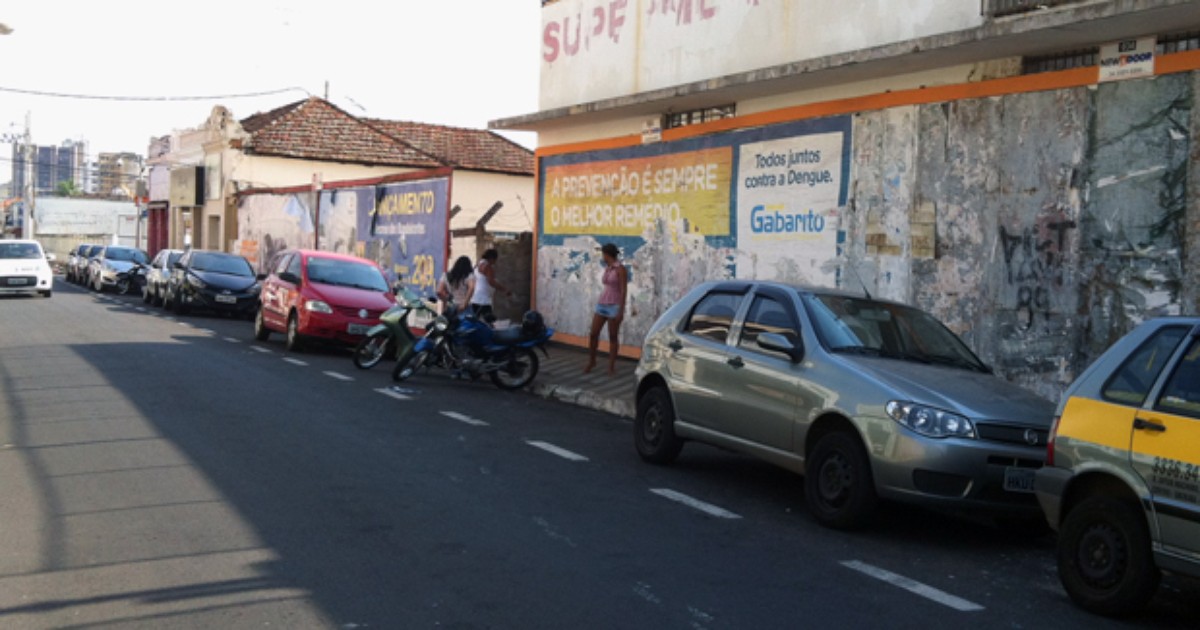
117, 279, 131, 295
490, 348, 539, 390
353, 332, 391, 370
392, 350, 429, 382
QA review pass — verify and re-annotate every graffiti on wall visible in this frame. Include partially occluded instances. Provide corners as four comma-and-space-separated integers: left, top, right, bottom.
236, 175, 450, 298
999, 218, 1077, 330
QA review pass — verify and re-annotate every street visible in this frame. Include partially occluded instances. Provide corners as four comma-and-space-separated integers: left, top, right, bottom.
1, 279, 1197, 629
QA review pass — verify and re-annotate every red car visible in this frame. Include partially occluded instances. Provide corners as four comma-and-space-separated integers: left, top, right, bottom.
255, 249, 396, 351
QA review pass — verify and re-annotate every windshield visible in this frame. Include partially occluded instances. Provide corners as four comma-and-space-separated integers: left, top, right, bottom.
167, 252, 183, 267
306, 257, 389, 292
804, 293, 988, 372
0, 242, 43, 259
86, 246, 104, 257
105, 247, 148, 264
191, 253, 254, 277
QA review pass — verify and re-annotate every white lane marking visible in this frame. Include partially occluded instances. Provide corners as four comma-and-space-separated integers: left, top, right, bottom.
840, 560, 984, 612
198, 328, 216, 335
282, 358, 308, 367
375, 387, 412, 401
177, 322, 190, 328
224, 337, 241, 344
440, 411, 489, 427
323, 371, 354, 382
250, 346, 272, 354
526, 441, 589, 462
649, 488, 741, 519
164, 316, 176, 321
136, 307, 147, 312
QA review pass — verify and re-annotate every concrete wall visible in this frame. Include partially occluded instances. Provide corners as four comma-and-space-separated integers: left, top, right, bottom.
540, 0, 982, 109
536, 70, 1197, 400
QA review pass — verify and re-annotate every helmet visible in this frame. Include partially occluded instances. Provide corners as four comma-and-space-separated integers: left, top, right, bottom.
522, 310, 546, 336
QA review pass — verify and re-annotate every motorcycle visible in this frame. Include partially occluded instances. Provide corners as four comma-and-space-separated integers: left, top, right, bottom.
116, 262, 148, 296
352, 288, 436, 370
392, 304, 554, 390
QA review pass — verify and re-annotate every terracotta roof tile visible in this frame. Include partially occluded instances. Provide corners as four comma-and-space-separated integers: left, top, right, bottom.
240, 98, 445, 169
366, 119, 534, 176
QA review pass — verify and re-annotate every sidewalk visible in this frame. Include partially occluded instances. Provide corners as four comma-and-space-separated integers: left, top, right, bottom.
531, 341, 637, 418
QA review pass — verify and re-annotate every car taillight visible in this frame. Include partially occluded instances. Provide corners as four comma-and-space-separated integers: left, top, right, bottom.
1046, 415, 1060, 466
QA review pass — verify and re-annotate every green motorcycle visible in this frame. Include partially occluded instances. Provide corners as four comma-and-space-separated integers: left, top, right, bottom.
352, 289, 436, 370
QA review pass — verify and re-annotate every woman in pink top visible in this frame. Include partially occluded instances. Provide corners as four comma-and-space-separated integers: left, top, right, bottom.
585, 243, 628, 375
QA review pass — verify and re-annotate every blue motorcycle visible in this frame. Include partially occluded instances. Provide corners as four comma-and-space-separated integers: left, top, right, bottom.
392, 305, 554, 390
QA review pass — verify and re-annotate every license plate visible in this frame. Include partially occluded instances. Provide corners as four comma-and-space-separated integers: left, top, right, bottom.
347, 324, 370, 335
1003, 467, 1036, 493
7, 278, 29, 286
215, 295, 237, 304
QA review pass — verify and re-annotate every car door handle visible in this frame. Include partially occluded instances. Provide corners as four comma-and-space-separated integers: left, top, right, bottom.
727, 356, 745, 369
1133, 418, 1167, 433
668, 340, 683, 352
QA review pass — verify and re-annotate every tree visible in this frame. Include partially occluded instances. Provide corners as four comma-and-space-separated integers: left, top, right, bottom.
56, 180, 79, 197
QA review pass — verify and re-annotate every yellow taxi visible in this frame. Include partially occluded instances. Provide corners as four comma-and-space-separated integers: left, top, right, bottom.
1036, 318, 1200, 616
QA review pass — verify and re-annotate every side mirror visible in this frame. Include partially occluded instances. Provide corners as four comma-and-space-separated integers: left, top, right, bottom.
255, 273, 267, 281
45, 253, 57, 262
758, 332, 804, 363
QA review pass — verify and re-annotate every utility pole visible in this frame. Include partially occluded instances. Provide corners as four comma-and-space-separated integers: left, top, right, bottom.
21, 111, 33, 240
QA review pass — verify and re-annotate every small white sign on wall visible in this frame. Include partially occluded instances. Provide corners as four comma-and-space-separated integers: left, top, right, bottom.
1098, 37, 1156, 83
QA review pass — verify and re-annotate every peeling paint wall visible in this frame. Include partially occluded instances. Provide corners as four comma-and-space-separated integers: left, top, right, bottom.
537, 71, 1195, 400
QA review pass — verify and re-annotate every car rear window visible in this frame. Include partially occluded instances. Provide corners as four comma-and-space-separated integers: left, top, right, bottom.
683, 292, 743, 344
1102, 326, 1189, 406
1157, 338, 1200, 418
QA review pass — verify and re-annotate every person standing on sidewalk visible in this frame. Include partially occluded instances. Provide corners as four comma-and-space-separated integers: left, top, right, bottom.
585, 243, 628, 376
437, 255, 474, 309
469, 249, 511, 323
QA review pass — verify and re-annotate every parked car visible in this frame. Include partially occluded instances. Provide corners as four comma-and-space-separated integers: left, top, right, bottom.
87, 245, 149, 293
255, 249, 396, 352
634, 281, 1055, 529
164, 249, 260, 318
0, 239, 53, 298
143, 248, 184, 306
1035, 318, 1200, 616
64, 244, 87, 283
67, 243, 99, 284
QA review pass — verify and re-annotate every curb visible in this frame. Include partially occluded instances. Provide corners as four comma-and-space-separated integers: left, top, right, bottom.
530, 381, 635, 419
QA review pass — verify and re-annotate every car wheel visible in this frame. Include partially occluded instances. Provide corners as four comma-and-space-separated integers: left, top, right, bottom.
39, 289, 52, 298
153, 286, 165, 307
254, 309, 272, 341
804, 430, 877, 530
634, 386, 684, 464
173, 291, 189, 315
1057, 495, 1160, 616
286, 313, 303, 352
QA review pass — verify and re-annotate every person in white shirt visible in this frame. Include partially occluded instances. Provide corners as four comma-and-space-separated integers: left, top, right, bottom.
469, 249, 511, 323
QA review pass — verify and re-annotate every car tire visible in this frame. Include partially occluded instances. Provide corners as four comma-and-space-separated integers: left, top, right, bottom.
173, 291, 189, 315
254, 308, 272, 341
39, 289, 52, 298
153, 286, 164, 308
285, 313, 303, 352
634, 386, 684, 465
804, 430, 877, 530
1057, 495, 1160, 617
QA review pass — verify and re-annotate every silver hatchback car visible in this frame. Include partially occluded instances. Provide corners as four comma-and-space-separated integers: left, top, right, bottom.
634, 281, 1055, 529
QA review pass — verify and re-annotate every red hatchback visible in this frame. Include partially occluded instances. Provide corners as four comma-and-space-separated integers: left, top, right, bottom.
255, 249, 396, 351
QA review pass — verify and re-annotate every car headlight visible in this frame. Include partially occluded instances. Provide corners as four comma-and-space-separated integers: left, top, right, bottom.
186, 274, 206, 289
305, 300, 333, 314
886, 401, 976, 439
248, 283, 261, 294
434, 316, 449, 332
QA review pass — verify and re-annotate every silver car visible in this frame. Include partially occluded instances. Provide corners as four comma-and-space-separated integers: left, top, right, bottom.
634, 281, 1055, 529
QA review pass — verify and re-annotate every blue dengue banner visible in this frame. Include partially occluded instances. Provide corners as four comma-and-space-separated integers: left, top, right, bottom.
359, 177, 450, 297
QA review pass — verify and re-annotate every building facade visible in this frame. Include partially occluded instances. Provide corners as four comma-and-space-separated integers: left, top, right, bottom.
495, 0, 1200, 400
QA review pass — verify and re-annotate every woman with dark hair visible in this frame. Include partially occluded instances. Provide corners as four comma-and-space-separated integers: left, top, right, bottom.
469, 249, 512, 322
437, 255, 474, 307
585, 243, 628, 375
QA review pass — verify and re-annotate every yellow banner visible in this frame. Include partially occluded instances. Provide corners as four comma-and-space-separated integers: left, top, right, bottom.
542, 147, 733, 236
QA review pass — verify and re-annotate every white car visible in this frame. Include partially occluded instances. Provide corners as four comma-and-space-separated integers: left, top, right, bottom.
0, 239, 54, 298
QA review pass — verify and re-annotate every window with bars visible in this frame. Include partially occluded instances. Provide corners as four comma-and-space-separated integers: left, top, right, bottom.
1021, 32, 1200, 75
664, 104, 736, 130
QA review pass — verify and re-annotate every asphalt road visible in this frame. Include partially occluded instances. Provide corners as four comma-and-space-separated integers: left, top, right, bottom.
1, 278, 1196, 629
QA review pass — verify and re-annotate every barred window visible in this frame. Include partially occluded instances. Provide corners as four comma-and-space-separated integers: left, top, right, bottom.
664, 104, 736, 130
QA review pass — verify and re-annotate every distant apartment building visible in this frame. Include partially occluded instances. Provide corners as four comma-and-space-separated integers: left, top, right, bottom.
97, 151, 143, 198
9, 139, 88, 195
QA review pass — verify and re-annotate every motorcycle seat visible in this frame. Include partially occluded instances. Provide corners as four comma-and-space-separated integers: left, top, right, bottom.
492, 327, 526, 345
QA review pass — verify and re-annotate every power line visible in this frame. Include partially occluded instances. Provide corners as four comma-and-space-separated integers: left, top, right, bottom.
0, 85, 312, 102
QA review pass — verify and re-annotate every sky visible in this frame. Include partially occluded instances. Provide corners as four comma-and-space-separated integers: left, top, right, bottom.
0, 1, 542, 174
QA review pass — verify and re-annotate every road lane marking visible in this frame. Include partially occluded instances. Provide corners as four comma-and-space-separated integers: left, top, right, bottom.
441, 411, 489, 427
199, 328, 216, 335
250, 346, 272, 354
649, 489, 741, 519
527, 441, 588, 462
840, 561, 984, 612
164, 316, 175, 321
282, 358, 308, 367
375, 387, 412, 401
323, 371, 354, 382
136, 307, 146, 312
224, 337, 241, 344
177, 322, 190, 328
